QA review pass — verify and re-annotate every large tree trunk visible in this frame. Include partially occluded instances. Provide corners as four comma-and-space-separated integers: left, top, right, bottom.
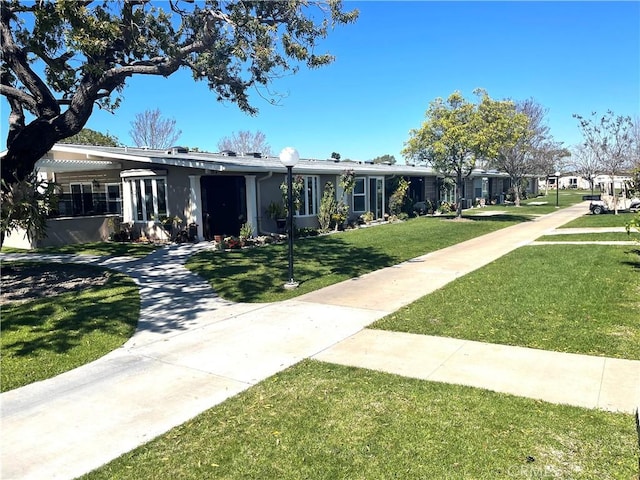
1, 120, 59, 185
514, 179, 522, 207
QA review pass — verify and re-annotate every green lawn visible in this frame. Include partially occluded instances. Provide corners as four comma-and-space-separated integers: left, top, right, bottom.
81, 360, 637, 480
560, 212, 639, 228
373, 244, 640, 359
186, 216, 522, 303
0, 263, 140, 391
537, 233, 638, 242
1, 241, 159, 257
464, 189, 591, 217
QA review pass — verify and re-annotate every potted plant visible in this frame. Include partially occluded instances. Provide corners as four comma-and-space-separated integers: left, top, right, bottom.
265, 201, 286, 230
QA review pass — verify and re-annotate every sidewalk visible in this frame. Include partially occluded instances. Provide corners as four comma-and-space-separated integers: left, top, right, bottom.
2, 202, 639, 480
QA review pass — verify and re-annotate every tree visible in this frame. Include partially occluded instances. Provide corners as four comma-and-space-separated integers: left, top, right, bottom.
574, 111, 635, 214
403, 90, 502, 218
481, 97, 568, 206
477, 97, 533, 206
372, 154, 396, 165
570, 144, 601, 193
129, 108, 181, 149
0, 0, 358, 185
0, 1, 357, 244
217, 130, 271, 156
60, 128, 121, 147
331, 152, 341, 161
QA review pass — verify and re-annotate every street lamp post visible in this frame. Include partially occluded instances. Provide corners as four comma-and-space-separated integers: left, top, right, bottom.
279, 147, 300, 290
555, 171, 560, 207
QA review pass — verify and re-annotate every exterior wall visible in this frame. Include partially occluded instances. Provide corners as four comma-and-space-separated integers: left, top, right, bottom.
256, 172, 336, 233
3, 215, 118, 249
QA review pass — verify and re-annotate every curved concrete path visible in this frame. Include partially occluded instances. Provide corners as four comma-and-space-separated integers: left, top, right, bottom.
1, 202, 639, 480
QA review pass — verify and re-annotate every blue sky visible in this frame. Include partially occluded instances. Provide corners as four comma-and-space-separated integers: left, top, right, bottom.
2, 1, 639, 162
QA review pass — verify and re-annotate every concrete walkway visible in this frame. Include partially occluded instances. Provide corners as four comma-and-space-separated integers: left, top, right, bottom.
1, 202, 639, 480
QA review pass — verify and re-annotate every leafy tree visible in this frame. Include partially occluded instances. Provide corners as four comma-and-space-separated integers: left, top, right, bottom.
217, 130, 271, 156
403, 90, 502, 218
574, 111, 635, 214
0, 0, 357, 243
0, 0, 358, 184
60, 128, 121, 147
331, 152, 341, 161
129, 108, 181, 149
372, 154, 396, 165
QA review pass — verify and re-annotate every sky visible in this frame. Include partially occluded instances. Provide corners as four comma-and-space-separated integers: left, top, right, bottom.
1, 1, 639, 163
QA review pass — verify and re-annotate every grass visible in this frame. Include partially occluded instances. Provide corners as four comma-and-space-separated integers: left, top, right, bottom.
81, 360, 637, 480
373, 244, 640, 359
0, 263, 140, 391
1, 241, 159, 258
186, 216, 523, 303
560, 212, 639, 228
464, 189, 591, 217
537, 233, 638, 242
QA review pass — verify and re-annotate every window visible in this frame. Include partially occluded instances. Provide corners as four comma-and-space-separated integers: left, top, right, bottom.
106, 184, 122, 214
474, 177, 489, 199
353, 177, 366, 212
70, 183, 94, 215
128, 177, 168, 221
441, 184, 457, 204
296, 176, 319, 216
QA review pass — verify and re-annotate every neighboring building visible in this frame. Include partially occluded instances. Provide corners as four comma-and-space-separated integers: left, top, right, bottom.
3, 144, 527, 248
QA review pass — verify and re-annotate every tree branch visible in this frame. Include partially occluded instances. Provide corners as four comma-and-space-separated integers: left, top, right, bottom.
0, 84, 38, 114
0, 7, 60, 119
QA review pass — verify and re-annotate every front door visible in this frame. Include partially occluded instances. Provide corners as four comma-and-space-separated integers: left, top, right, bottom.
200, 176, 247, 239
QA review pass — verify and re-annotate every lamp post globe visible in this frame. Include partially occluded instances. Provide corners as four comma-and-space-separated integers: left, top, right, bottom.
279, 147, 300, 289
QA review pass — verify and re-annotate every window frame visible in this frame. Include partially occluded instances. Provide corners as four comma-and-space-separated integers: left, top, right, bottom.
127, 176, 169, 222
352, 177, 366, 212
296, 175, 320, 217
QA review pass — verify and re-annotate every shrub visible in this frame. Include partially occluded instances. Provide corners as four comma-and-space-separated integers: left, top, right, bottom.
361, 211, 374, 223
388, 177, 411, 216
318, 182, 336, 232
239, 222, 254, 240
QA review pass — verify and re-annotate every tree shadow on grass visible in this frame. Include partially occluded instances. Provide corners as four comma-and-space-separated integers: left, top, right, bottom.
622, 248, 640, 269
188, 236, 395, 303
460, 214, 534, 223
1, 273, 138, 357
35, 241, 158, 257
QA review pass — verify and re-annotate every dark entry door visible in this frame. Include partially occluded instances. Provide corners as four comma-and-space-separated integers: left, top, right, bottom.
200, 176, 247, 239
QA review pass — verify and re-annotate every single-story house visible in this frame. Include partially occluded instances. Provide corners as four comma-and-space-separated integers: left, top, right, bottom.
3, 144, 533, 249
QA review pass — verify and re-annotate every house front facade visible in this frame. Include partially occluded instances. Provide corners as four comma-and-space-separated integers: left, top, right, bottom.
3, 144, 524, 249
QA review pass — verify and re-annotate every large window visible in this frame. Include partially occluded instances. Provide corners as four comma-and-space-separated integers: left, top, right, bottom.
128, 177, 168, 221
297, 176, 319, 216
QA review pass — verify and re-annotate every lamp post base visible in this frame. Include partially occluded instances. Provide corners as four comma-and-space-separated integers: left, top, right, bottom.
284, 281, 299, 290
